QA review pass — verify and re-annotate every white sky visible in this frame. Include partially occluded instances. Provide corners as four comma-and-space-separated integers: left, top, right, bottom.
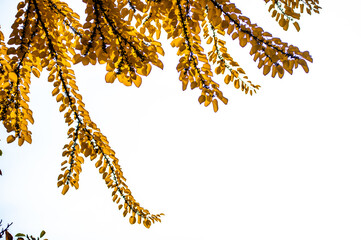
1, 1, 361, 240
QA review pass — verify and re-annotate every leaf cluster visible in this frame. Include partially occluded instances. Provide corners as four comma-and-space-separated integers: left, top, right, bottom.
0, 220, 46, 240
0, 0, 320, 228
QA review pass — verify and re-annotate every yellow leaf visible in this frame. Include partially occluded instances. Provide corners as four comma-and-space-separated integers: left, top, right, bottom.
84, 147, 91, 157
140, 64, 152, 76
82, 57, 90, 66
105, 72, 116, 83
73, 54, 82, 64
133, 75, 142, 88
143, 219, 151, 228
263, 65, 271, 75
52, 88, 60, 96
57, 180, 64, 187
156, 46, 164, 56
198, 95, 205, 104
170, 38, 183, 48
234, 79, 240, 89
123, 209, 128, 217
220, 97, 228, 105
190, 81, 197, 89
59, 104, 66, 112
62, 184, 69, 195
56, 93, 64, 102
32, 68, 40, 78
224, 75, 231, 84
276, 65, 284, 78
231, 32, 238, 40
95, 160, 102, 168
293, 22, 300, 32
99, 166, 106, 173
239, 37, 247, 47
18, 137, 24, 146
7, 135, 15, 143
298, 59, 309, 73
24, 133, 32, 144
9, 72, 17, 81
212, 99, 219, 112
129, 216, 136, 224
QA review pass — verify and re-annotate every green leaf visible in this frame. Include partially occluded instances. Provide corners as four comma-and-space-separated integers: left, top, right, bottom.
39, 230, 46, 238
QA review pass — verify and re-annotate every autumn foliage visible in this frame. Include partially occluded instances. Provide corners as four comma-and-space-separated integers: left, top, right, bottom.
0, 0, 320, 228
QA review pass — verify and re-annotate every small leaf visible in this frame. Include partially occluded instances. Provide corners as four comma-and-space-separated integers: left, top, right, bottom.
143, 219, 151, 228
212, 99, 219, 112
73, 54, 82, 64
18, 137, 24, 146
190, 81, 197, 89
9, 72, 17, 81
7, 135, 16, 143
198, 95, 205, 104
105, 72, 116, 83
95, 160, 102, 168
129, 216, 136, 224
40, 230, 46, 238
133, 75, 142, 88
32, 68, 40, 78
220, 97, 228, 105
293, 22, 300, 32
52, 88, 60, 96
62, 184, 69, 195
56, 94, 64, 102
234, 79, 240, 89
123, 209, 128, 217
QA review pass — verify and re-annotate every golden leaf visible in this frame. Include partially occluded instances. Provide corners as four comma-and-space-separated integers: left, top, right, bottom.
7, 135, 16, 143
59, 104, 66, 112
105, 72, 116, 83
73, 54, 82, 64
18, 137, 24, 146
293, 22, 300, 32
239, 37, 247, 47
220, 97, 228, 105
234, 79, 240, 89
95, 160, 102, 168
52, 88, 60, 96
198, 95, 206, 104
62, 184, 69, 195
129, 216, 136, 224
263, 65, 271, 75
9, 72, 17, 82
56, 93, 64, 102
190, 81, 197, 89
212, 99, 219, 112
143, 219, 151, 228
32, 68, 40, 78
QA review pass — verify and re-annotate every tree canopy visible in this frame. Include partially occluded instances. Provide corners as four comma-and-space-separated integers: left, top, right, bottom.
0, 0, 320, 230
